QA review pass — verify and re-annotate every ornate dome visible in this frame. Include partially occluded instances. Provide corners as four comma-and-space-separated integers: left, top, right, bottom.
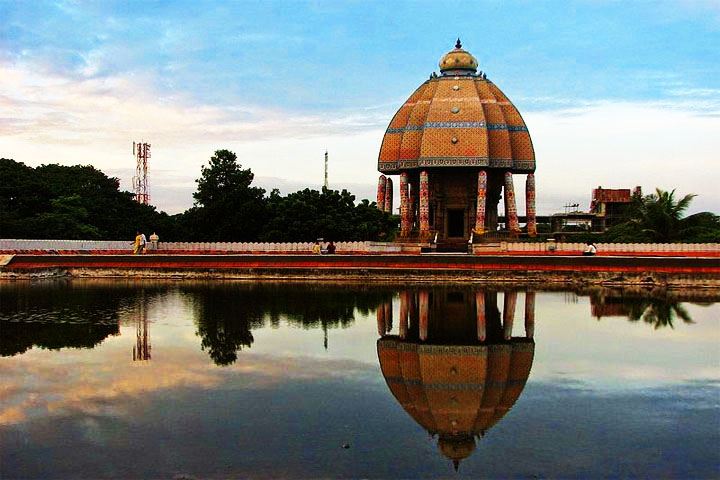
378, 41, 535, 175
439, 39, 479, 73
377, 338, 534, 463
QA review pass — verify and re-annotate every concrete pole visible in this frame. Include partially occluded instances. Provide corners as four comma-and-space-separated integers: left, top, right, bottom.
376, 303, 385, 337
419, 290, 429, 341
419, 170, 430, 237
400, 172, 411, 237
384, 177, 393, 213
474, 170, 487, 235
526, 173, 537, 237
504, 172, 520, 233
476, 291, 486, 342
503, 291, 517, 340
376, 175, 386, 211
399, 291, 409, 339
384, 300, 393, 333
524, 291, 535, 339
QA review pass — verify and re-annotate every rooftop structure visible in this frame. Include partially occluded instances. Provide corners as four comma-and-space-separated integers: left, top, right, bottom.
377, 40, 536, 247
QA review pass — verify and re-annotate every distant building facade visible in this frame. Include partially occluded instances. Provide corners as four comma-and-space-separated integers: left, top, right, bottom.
551, 186, 641, 233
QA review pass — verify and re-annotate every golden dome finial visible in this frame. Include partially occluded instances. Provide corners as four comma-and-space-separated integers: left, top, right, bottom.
439, 39, 478, 74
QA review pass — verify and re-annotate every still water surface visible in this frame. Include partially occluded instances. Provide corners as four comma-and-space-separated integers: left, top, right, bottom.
1, 280, 718, 479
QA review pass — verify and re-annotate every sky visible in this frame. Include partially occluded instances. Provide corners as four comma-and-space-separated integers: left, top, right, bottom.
1, 0, 719, 214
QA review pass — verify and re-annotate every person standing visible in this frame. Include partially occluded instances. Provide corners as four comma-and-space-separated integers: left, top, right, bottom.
140, 232, 147, 254
133, 231, 142, 254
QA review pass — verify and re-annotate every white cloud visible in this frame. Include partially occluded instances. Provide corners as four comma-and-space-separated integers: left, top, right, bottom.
2, 60, 718, 216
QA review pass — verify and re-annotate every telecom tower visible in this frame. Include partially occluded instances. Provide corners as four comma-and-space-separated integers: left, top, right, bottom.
324, 150, 329, 189
132, 141, 151, 204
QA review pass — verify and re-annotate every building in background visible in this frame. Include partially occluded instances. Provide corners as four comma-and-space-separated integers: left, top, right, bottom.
551, 186, 641, 234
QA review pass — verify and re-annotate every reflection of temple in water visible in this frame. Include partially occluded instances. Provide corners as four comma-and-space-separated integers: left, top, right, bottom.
377, 289, 535, 470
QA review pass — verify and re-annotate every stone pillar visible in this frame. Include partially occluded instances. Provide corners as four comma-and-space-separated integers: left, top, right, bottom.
384, 177, 393, 213
376, 175, 386, 211
376, 304, 385, 336
383, 301, 393, 333
526, 173, 537, 237
524, 291, 535, 339
419, 290, 429, 341
476, 291, 486, 342
504, 172, 520, 233
400, 172, 411, 237
399, 291, 409, 339
474, 170, 487, 235
503, 291, 517, 340
419, 170, 430, 237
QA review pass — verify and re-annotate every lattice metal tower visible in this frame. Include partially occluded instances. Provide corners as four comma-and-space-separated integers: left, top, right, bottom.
132, 141, 151, 204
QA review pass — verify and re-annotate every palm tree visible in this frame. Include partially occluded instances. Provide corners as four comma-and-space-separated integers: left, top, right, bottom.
626, 298, 694, 330
607, 188, 720, 242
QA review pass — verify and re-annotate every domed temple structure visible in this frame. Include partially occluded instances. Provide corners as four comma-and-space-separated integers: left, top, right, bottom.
377, 40, 536, 246
376, 289, 535, 470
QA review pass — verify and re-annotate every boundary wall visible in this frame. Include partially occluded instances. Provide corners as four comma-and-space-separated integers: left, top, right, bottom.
0, 239, 718, 256
0, 239, 401, 254
486, 241, 720, 256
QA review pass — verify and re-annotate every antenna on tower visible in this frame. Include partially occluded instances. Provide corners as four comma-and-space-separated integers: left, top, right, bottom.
132, 141, 151, 204
324, 150, 329, 189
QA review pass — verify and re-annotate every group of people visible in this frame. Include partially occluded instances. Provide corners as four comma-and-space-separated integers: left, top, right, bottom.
133, 231, 159, 254
312, 240, 336, 255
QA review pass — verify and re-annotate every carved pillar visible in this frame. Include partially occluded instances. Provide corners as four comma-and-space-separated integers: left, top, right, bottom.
504, 172, 520, 233
474, 169, 487, 235
419, 290, 429, 341
476, 291, 486, 342
376, 175, 386, 211
503, 291, 517, 340
408, 291, 417, 332
526, 173, 537, 237
524, 291, 535, 339
376, 303, 385, 336
384, 177, 393, 213
383, 301, 393, 333
400, 172, 411, 237
399, 291, 409, 339
419, 170, 430, 237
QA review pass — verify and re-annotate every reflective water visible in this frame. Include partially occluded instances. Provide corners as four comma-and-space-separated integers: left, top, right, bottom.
1, 280, 718, 479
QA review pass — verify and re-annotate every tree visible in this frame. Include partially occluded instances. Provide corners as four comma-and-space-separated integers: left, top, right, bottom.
184, 149, 267, 241
261, 187, 397, 242
0, 159, 173, 240
605, 188, 720, 242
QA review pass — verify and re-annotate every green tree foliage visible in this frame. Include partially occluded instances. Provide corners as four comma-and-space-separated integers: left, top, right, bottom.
180, 149, 267, 241
0, 158, 175, 239
0, 150, 398, 242
261, 187, 397, 242
604, 188, 720, 242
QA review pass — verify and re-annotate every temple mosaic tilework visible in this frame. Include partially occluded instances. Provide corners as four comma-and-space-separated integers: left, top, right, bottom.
376, 40, 537, 242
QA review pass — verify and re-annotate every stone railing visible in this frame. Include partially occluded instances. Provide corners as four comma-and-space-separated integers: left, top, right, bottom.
1, 239, 717, 256
0, 239, 403, 254
475, 241, 720, 255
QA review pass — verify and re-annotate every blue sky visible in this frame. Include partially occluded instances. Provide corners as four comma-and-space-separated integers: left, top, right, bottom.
1, 0, 719, 213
